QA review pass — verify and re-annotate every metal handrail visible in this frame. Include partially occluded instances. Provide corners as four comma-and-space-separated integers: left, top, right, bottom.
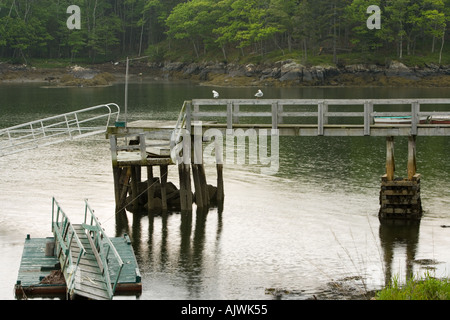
0, 103, 120, 157
83, 199, 124, 298
51, 197, 86, 297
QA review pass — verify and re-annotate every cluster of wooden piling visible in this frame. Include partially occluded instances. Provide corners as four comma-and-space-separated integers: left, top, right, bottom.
379, 136, 423, 221
113, 162, 224, 215
109, 128, 225, 215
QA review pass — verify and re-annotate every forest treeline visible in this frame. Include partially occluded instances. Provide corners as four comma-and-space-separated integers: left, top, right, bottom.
0, 0, 449, 65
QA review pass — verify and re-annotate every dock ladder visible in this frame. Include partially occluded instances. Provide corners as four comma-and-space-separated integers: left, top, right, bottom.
52, 197, 124, 300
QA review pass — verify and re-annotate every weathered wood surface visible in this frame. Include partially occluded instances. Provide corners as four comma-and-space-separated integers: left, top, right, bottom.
15, 233, 142, 299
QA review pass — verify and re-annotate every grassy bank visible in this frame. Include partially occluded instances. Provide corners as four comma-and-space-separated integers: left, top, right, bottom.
376, 273, 450, 300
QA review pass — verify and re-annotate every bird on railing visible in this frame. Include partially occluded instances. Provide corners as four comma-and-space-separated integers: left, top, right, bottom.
212, 90, 219, 99
255, 89, 263, 99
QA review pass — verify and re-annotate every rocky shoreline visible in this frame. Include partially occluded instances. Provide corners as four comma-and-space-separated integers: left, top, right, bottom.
2, 59, 450, 87
160, 59, 450, 87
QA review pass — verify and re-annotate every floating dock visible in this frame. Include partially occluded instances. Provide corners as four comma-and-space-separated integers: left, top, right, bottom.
15, 198, 142, 300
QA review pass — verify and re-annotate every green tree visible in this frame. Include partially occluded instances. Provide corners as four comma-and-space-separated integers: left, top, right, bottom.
166, 0, 218, 58
346, 0, 383, 53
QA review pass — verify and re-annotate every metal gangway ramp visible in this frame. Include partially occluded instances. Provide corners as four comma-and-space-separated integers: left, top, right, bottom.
0, 103, 120, 157
52, 198, 124, 300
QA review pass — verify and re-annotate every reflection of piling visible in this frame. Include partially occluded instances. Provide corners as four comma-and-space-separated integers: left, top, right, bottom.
379, 136, 422, 221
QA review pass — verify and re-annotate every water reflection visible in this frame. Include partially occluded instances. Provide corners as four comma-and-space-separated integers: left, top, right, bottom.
379, 220, 420, 285
116, 207, 223, 298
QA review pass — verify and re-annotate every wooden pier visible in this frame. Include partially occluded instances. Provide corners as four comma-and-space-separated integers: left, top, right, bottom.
106, 99, 450, 220
15, 198, 142, 300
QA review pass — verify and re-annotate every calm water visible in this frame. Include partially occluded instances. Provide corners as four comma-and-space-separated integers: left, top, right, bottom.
0, 81, 449, 300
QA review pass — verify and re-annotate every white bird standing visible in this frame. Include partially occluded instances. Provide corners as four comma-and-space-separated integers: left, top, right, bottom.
255, 89, 263, 99
212, 90, 219, 99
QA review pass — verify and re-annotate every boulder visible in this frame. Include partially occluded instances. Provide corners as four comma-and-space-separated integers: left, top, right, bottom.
163, 62, 185, 72
385, 60, 419, 80
279, 61, 304, 82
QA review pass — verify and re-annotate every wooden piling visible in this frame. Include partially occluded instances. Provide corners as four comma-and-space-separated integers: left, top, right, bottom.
407, 135, 417, 181
147, 166, 155, 214
192, 164, 204, 209
198, 164, 209, 206
178, 164, 193, 212
216, 164, 224, 203
130, 166, 139, 212
160, 165, 168, 212
386, 136, 395, 181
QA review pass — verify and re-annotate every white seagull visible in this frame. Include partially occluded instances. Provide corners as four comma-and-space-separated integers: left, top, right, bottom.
255, 89, 263, 99
212, 90, 219, 99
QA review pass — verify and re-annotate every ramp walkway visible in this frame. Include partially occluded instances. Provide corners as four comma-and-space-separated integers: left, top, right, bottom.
51, 198, 124, 300
0, 103, 120, 157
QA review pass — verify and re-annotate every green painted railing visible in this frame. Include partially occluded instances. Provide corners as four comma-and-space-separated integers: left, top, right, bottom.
51, 197, 86, 298
83, 199, 124, 298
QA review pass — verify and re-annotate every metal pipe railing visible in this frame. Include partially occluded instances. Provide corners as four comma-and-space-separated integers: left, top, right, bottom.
83, 199, 124, 298
51, 197, 86, 296
0, 103, 120, 157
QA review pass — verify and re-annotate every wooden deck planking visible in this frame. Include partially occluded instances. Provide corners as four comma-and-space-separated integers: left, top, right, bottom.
70, 224, 110, 300
16, 237, 60, 286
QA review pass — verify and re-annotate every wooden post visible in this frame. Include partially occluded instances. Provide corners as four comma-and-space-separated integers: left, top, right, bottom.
318, 101, 325, 136
160, 165, 168, 212
272, 102, 278, 130
278, 103, 284, 125
386, 136, 395, 181
112, 165, 121, 206
233, 103, 240, 125
199, 164, 209, 207
364, 101, 373, 136
411, 101, 419, 136
110, 135, 123, 212
227, 103, 233, 130
192, 164, 204, 209
130, 166, 139, 212
178, 164, 192, 212
408, 135, 417, 181
216, 164, 224, 203
147, 166, 155, 215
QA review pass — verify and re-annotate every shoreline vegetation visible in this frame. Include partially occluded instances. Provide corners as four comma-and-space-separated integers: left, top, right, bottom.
376, 273, 450, 300
2, 58, 450, 88
2, 0, 450, 90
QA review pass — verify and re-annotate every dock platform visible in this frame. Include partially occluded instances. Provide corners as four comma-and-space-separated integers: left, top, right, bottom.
14, 199, 142, 300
